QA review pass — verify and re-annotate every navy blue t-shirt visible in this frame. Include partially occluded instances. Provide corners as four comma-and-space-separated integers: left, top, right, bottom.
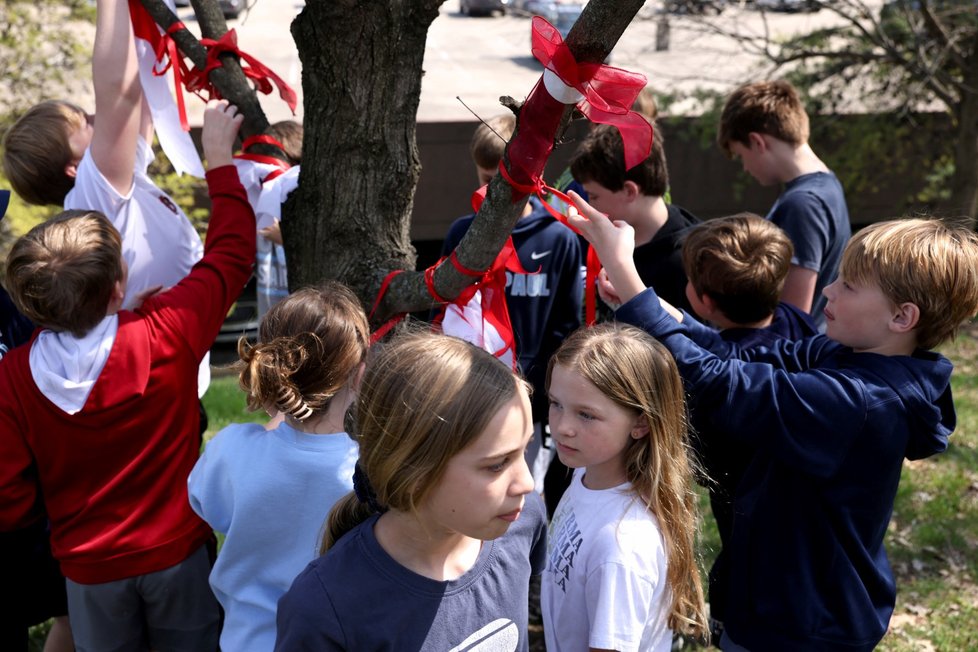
767, 172, 850, 329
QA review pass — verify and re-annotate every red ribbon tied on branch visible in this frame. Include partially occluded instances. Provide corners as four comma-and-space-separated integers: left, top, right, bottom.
185, 29, 298, 115
530, 16, 652, 170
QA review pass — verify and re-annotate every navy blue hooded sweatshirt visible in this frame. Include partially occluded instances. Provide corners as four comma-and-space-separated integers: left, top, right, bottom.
617, 288, 954, 652
442, 198, 582, 421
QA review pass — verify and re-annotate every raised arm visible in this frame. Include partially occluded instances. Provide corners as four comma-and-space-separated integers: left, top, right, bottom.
89, 0, 142, 195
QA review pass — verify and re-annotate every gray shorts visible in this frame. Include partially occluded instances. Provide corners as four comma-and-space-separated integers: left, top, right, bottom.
65, 543, 220, 652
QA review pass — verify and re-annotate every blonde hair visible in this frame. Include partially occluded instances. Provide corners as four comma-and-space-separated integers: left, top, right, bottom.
469, 114, 514, 170
2, 100, 86, 206
717, 80, 809, 157
547, 323, 709, 641
237, 282, 369, 422
4, 210, 123, 337
839, 218, 978, 350
323, 332, 528, 551
682, 213, 793, 324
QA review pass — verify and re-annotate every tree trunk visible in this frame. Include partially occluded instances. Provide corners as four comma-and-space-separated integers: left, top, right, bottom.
285, 0, 443, 306
947, 31, 978, 225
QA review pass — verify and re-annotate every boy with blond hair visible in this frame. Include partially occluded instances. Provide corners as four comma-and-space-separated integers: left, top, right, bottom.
679, 213, 817, 643
0, 101, 253, 651
718, 80, 850, 329
572, 194, 978, 651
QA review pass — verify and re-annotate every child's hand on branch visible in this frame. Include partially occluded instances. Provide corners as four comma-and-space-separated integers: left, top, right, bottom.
567, 191, 647, 305
202, 100, 244, 170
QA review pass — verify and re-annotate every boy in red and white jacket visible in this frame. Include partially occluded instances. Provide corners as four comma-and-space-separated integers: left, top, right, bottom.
0, 100, 253, 651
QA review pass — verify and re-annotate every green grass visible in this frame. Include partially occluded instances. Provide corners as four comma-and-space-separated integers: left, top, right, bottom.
201, 369, 268, 441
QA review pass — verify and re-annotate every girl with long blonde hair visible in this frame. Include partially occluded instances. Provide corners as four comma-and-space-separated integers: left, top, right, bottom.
543, 322, 709, 650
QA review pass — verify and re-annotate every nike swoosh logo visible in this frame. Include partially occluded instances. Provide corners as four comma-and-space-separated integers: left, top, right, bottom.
530, 250, 552, 260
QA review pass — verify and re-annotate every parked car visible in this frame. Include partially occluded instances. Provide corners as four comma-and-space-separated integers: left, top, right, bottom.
214, 276, 259, 346
523, 0, 586, 37
459, 0, 511, 16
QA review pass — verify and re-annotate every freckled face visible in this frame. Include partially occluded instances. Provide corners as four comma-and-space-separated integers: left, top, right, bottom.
418, 388, 535, 541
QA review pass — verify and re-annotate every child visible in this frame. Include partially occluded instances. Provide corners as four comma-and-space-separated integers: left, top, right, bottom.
571, 195, 978, 651
543, 323, 709, 651
440, 114, 582, 497
188, 282, 369, 652
679, 213, 817, 642
275, 332, 548, 651
0, 100, 253, 651
717, 80, 850, 329
569, 123, 698, 315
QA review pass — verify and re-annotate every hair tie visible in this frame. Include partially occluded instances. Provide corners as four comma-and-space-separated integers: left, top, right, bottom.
353, 462, 387, 513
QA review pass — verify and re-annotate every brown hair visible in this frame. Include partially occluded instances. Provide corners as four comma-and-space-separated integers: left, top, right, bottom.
547, 323, 709, 641
839, 218, 978, 350
717, 80, 810, 157
237, 282, 369, 422
682, 213, 793, 324
632, 86, 659, 122
469, 114, 514, 170
2, 100, 86, 206
570, 124, 668, 197
4, 210, 123, 337
323, 332, 528, 551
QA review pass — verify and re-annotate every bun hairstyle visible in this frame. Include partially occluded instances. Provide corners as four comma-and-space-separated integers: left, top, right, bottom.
237, 282, 369, 422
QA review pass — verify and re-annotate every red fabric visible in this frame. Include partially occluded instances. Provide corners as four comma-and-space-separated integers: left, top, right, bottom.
472, 170, 601, 326
129, 2, 193, 131
185, 29, 298, 115
530, 16, 652, 170
0, 167, 255, 583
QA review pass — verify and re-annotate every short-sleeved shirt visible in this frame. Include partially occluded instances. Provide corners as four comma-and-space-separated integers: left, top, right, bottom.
275, 493, 548, 651
766, 172, 850, 329
542, 470, 671, 652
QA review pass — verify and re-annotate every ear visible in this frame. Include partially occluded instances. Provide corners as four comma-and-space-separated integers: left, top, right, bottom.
64, 162, 79, 179
621, 180, 641, 201
630, 416, 650, 440
747, 131, 767, 152
890, 302, 920, 334
350, 361, 367, 391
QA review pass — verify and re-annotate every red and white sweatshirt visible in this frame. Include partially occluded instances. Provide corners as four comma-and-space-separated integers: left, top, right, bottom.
0, 166, 255, 584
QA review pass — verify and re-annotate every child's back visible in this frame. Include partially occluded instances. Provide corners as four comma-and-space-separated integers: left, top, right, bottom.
189, 283, 368, 652
0, 101, 252, 650
572, 203, 978, 650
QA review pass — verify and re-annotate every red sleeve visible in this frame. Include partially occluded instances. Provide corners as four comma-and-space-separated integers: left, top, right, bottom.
0, 351, 43, 531
142, 165, 257, 359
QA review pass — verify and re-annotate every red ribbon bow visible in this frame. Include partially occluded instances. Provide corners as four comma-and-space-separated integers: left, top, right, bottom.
128, 2, 192, 131
185, 29, 298, 115
531, 16, 652, 170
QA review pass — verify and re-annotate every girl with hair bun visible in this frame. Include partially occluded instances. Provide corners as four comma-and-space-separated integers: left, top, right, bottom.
188, 281, 369, 652
275, 332, 548, 651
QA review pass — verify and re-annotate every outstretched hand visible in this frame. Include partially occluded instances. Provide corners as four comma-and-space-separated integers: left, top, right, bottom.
202, 100, 244, 170
566, 191, 647, 306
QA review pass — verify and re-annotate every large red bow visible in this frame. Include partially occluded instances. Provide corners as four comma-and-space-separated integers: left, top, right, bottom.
185, 29, 298, 115
129, 1, 192, 130
531, 16, 652, 170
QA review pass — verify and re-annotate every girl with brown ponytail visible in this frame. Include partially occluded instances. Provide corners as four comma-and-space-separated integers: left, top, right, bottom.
188, 281, 369, 652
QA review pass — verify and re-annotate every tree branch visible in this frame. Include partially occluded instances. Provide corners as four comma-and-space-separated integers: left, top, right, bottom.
373, 0, 648, 320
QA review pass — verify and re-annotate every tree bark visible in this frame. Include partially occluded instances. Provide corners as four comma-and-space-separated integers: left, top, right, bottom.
287, 0, 646, 323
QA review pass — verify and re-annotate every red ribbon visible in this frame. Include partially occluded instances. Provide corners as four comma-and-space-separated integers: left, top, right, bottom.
185, 29, 298, 115
530, 16, 652, 170
235, 135, 292, 183
128, 2, 192, 131
471, 168, 601, 326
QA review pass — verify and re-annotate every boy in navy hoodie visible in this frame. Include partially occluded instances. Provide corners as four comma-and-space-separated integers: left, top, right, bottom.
676, 213, 818, 644
440, 114, 582, 498
572, 196, 978, 652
